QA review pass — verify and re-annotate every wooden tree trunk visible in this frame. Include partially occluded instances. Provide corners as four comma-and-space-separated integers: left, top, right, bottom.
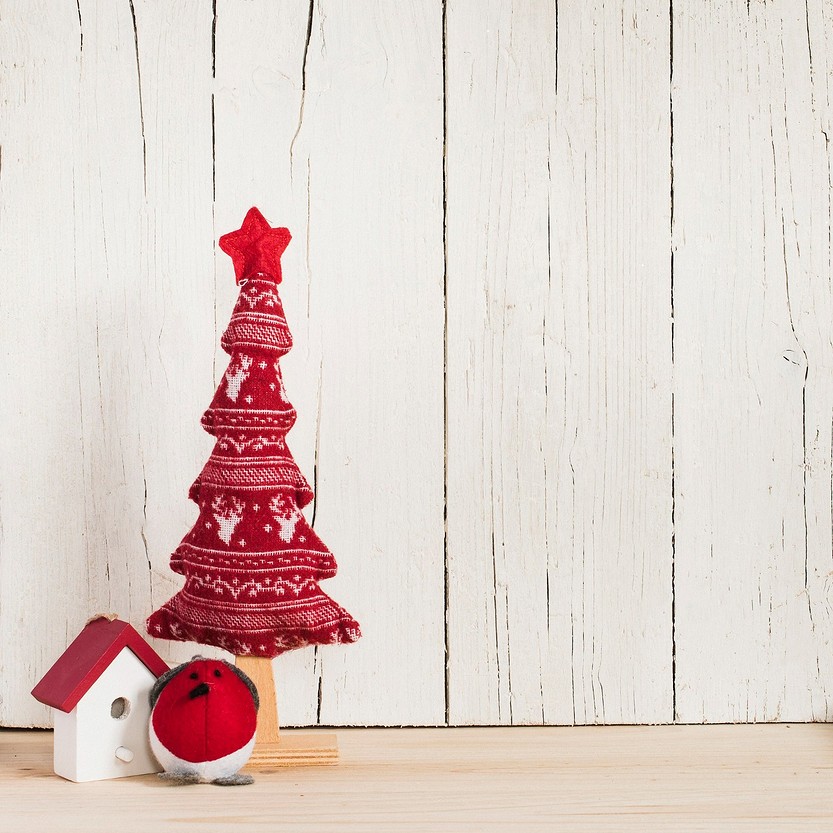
236, 655, 280, 744
236, 656, 337, 768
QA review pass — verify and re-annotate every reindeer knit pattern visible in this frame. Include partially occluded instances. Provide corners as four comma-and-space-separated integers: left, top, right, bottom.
147, 208, 361, 658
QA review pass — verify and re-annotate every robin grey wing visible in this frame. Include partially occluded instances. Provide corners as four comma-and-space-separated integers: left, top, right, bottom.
148, 662, 188, 709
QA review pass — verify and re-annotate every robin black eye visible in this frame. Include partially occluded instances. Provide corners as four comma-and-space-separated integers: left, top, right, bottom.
190, 672, 199, 679
214, 669, 222, 677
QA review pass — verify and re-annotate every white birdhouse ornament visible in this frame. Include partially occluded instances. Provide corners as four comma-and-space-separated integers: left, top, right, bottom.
31, 615, 170, 782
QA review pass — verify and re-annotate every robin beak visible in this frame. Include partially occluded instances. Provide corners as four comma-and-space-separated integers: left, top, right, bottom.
189, 682, 210, 699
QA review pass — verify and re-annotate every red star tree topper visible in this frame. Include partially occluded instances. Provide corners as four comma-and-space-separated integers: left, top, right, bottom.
147, 208, 361, 658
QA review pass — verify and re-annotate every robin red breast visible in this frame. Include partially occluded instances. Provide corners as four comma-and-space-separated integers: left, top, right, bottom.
149, 657, 259, 785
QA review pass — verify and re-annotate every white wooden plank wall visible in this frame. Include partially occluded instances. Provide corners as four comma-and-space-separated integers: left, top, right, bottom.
445, 0, 672, 725
674, 0, 833, 722
0, 0, 445, 729
0, 0, 831, 727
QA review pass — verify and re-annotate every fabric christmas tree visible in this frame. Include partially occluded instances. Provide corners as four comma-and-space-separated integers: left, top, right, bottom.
147, 207, 361, 658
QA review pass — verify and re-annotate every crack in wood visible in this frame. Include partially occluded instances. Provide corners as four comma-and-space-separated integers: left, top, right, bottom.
306, 157, 312, 317
311, 360, 323, 530
127, 0, 147, 196
775, 15, 811, 615
776, 190, 810, 602
669, 0, 677, 724
554, 0, 558, 96
442, 0, 450, 727
315, 645, 323, 725
289, 0, 315, 172
490, 526, 501, 723
211, 0, 217, 202
211, 0, 217, 78
75, 0, 83, 53
140, 458, 152, 609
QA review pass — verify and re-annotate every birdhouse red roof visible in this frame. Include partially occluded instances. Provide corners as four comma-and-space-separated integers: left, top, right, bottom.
31, 617, 169, 713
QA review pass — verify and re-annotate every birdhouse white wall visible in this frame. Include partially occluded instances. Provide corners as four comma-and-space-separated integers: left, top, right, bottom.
3, 1, 833, 728
53, 648, 160, 782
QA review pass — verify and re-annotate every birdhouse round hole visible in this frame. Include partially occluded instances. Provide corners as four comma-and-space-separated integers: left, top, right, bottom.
110, 697, 130, 719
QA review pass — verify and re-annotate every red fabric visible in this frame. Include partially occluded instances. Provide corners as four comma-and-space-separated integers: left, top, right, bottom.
218, 207, 291, 285
151, 659, 256, 763
147, 208, 361, 658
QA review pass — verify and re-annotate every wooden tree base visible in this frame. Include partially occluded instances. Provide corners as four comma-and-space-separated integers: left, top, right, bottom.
243, 733, 339, 770
236, 655, 338, 770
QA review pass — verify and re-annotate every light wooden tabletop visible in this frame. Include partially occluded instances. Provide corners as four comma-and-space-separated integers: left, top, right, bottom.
2, 725, 833, 832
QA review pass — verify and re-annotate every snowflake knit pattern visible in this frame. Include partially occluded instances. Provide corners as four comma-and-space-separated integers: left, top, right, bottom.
147, 207, 361, 658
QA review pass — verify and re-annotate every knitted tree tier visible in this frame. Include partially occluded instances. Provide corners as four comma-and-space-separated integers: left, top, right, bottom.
147, 207, 361, 658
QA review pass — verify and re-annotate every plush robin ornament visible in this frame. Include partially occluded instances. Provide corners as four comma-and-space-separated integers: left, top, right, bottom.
149, 657, 259, 786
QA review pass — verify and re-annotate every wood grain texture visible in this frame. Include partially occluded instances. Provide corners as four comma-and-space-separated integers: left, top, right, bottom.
5, 726, 833, 831
445, 0, 673, 724
242, 731, 338, 769
673, 0, 833, 721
